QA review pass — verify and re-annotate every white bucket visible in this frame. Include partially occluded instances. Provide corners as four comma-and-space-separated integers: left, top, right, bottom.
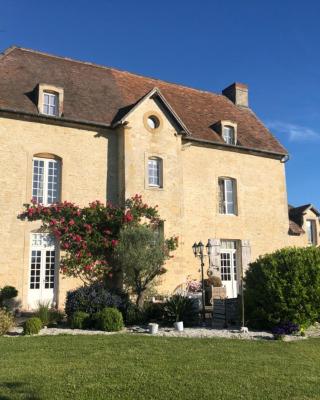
174, 321, 184, 332
149, 323, 159, 335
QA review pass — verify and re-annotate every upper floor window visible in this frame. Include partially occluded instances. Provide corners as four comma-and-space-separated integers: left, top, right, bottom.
32, 156, 61, 205
43, 92, 58, 116
219, 178, 237, 215
306, 220, 317, 245
222, 125, 235, 145
148, 157, 162, 187
37, 84, 64, 117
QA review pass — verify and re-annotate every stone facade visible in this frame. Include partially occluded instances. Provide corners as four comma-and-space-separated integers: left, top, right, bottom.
0, 48, 319, 310
0, 117, 117, 308
0, 95, 318, 310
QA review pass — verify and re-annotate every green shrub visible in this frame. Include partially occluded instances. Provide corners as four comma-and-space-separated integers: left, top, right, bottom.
23, 317, 42, 335
125, 304, 145, 325
95, 307, 124, 332
244, 247, 320, 329
0, 286, 18, 311
144, 302, 165, 323
0, 308, 14, 335
35, 301, 51, 326
70, 311, 90, 329
48, 310, 65, 326
164, 295, 199, 326
0, 286, 18, 303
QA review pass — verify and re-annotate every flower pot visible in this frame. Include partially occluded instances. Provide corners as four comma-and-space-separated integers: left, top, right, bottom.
174, 321, 184, 331
148, 323, 159, 335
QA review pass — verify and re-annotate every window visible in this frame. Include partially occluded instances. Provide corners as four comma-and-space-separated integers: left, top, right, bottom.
43, 92, 58, 116
306, 220, 317, 245
32, 157, 61, 204
222, 125, 235, 145
30, 233, 56, 290
219, 178, 237, 215
220, 240, 238, 298
148, 157, 162, 187
147, 116, 160, 130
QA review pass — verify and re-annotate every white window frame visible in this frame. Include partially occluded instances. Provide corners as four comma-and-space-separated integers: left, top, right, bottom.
28, 233, 58, 309
148, 157, 162, 188
220, 240, 238, 298
219, 178, 237, 215
306, 220, 317, 245
32, 157, 61, 205
29, 233, 57, 291
222, 125, 235, 145
43, 92, 59, 116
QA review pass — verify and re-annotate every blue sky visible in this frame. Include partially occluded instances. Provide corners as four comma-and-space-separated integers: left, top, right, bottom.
1, 0, 319, 208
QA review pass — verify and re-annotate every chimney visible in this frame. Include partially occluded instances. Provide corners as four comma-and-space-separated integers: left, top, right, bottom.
222, 82, 248, 107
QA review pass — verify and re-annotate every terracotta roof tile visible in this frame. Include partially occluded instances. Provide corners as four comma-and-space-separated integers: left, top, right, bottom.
0, 47, 287, 155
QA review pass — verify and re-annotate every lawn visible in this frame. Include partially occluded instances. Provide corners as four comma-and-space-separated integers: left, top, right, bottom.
0, 335, 319, 400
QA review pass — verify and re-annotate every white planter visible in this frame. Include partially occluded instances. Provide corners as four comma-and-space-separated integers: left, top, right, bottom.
174, 321, 184, 331
148, 323, 159, 335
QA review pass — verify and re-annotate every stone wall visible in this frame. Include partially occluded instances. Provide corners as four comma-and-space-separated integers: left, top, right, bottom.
0, 117, 116, 308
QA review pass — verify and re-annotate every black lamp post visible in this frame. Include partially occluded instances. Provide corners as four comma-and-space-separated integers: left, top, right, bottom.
192, 240, 212, 324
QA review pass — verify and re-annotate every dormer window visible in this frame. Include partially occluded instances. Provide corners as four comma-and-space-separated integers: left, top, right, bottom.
214, 121, 237, 145
37, 84, 64, 117
223, 125, 235, 145
43, 92, 58, 116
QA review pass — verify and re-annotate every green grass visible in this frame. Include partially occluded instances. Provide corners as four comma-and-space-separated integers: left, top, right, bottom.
0, 335, 319, 400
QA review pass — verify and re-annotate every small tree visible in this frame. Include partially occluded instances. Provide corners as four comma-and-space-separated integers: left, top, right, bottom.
115, 225, 176, 309
244, 246, 320, 329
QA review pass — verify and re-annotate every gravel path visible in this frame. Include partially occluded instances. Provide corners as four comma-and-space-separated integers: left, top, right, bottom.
6, 323, 320, 340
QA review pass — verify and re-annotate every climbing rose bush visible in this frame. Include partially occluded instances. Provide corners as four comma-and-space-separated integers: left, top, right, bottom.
19, 195, 178, 284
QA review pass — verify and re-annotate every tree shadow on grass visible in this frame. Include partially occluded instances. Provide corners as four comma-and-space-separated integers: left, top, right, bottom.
0, 382, 41, 400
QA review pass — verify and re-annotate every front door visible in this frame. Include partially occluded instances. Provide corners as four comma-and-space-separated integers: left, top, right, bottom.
28, 233, 57, 309
220, 240, 238, 298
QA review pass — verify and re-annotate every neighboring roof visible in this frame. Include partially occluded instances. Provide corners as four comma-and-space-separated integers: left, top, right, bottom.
0, 46, 287, 156
288, 204, 320, 236
289, 204, 320, 219
289, 219, 305, 235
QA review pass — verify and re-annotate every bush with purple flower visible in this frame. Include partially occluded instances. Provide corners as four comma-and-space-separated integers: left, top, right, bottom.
272, 321, 300, 339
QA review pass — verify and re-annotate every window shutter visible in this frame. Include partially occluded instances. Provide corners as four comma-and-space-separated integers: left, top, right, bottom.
208, 239, 221, 278
240, 240, 251, 276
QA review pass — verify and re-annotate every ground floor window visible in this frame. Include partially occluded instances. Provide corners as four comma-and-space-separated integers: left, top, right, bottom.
28, 233, 57, 309
220, 240, 238, 298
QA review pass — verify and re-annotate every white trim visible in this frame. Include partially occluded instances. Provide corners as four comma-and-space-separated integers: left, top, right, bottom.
32, 157, 61, 205
28, 233, 58, 309
43, 92, 58, 116
117, 87, 191, 135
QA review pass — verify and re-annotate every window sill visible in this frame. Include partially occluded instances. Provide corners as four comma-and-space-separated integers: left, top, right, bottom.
146, 186, 164, 191
39, 112, 60, 118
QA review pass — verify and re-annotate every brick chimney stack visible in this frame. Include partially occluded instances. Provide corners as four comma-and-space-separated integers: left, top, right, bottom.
222, 82, 248, 107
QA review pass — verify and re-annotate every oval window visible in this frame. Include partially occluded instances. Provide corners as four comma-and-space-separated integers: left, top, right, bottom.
147, 115, 160, 130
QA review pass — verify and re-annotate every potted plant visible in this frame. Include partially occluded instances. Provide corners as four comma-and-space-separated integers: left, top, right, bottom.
164, 295, 190, 331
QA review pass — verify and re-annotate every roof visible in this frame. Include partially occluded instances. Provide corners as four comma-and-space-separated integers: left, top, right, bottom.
289, 204, 320, 219
0, 46, 287, 156
288, 219, 305, 235
288, 204, 320, 236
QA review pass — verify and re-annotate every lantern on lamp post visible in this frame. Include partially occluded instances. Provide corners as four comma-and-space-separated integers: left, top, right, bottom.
192, 240, 212, 323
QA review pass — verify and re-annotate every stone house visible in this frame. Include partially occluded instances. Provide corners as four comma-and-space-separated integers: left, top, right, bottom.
0, 46, 318, 309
